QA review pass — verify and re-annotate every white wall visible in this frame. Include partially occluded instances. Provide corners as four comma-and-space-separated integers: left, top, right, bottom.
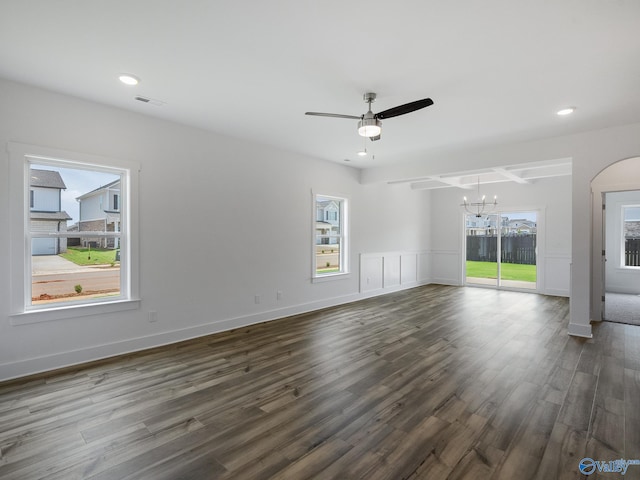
0, 78, 430, 380
604, 190, 640, 295
428, 176, 572, 296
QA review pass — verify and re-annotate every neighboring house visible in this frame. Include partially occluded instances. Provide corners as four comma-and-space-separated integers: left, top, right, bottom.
465, 215, 498, 236
626, 221, 640, 239
30, 169, 72, 255
315, 199, 340, 245
466, 216, 537, 236
76, 179, 121, 249
504, 219, 537, 235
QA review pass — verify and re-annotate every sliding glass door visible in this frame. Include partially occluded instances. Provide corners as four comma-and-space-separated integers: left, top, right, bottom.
465, 211, 537, 290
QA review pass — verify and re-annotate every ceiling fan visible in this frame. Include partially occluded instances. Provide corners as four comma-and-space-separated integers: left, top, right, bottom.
305, 92, 433, 141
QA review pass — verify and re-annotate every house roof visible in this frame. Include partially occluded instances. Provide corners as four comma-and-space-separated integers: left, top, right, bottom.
76, 179, 120, 200
30, 169, 66, 189
30, 211, 72, 221
317, 200, 339, 208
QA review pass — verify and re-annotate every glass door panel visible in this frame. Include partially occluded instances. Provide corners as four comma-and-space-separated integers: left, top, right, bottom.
465, 213, 499, 286
499, 212, 537, 290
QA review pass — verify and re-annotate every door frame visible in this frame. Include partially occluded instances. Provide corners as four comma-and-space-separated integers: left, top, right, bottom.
463, 208, 542, 293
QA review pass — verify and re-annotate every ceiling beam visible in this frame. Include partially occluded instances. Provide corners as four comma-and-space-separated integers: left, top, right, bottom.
492, 167, 530, 184
409, 175, 477, 190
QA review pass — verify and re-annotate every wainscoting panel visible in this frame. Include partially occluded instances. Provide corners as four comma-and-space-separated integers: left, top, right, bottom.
401, 253, 418, 285
543, 254, 571, 297
418, 251, 431, 283
360, 255, 384, 292
360, 251, 429, 294
430, 250, 462, 286
383, 255, 401, 288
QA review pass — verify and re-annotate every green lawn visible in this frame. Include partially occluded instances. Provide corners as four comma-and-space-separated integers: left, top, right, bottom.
316, 267, 340, 274
466, 261, 536, 282
60, 247, 119, 266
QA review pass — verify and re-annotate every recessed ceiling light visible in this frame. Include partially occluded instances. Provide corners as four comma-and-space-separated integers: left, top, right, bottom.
557, 107, 575, 116
119, 74, 140, 86
357, 150, 368, 157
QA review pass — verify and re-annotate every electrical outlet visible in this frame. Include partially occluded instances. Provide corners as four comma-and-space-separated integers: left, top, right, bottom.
148, 310, 158, 323
254, 295, 261, 304
277, 291, 283, 301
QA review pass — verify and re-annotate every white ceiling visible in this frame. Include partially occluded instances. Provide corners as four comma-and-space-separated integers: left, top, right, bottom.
1, 1, 639, 170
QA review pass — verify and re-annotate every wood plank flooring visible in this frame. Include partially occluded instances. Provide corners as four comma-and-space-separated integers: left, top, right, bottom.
1, 285, 639, 479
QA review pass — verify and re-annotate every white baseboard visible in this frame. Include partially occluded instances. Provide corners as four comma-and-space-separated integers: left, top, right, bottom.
431, 277, 461, 286
542, 288, 570, 297
568, 322, 593, 338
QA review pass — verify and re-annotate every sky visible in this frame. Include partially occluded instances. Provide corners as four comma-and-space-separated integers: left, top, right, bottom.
32, 163, 119, 224
624, 206, 640, 221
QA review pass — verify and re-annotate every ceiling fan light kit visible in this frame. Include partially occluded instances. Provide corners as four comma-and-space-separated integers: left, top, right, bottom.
358, 116, 382, 137
305, 92, 433, 143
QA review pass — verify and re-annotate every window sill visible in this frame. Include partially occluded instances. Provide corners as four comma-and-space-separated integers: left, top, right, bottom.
10, 298, 141, 326
312, 272, 351, 283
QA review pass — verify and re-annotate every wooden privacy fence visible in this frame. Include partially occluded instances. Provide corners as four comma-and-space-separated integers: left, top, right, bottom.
467, 234, 537, 265
626, 238, 640, 266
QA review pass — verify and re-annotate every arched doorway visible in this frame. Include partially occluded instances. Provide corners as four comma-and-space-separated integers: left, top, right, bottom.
591, 157, 640, 324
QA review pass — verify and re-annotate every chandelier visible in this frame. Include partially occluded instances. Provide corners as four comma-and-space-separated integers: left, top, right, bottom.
461, 177, 498, 217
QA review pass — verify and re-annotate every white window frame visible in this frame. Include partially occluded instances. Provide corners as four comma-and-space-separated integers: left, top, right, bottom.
312, 191, 350, 282
8, 142, 140, 324
621, 204, 640, 269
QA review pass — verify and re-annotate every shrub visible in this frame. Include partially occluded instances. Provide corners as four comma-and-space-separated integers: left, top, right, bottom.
74, 284, 83, 294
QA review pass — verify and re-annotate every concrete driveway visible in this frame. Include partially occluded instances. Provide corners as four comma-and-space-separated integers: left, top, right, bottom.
32, 255, 96, 275
31, 255, 120, 301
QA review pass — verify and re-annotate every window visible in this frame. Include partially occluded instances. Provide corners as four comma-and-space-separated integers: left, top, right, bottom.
113, 193, 119, 211
9, 142, 140, 323
313, 193, 349, 279
623, 205, 640, 267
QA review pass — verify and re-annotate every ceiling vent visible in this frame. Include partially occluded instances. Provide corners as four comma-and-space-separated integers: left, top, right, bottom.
134, 96, 165, 106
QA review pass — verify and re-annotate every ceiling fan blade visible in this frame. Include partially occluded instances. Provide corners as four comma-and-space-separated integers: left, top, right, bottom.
305, 112, 362, 120
375, 98, 434, 119
370, 134, 381, 142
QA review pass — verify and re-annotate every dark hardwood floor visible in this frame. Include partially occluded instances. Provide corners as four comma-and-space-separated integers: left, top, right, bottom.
1, 285, 639, 479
